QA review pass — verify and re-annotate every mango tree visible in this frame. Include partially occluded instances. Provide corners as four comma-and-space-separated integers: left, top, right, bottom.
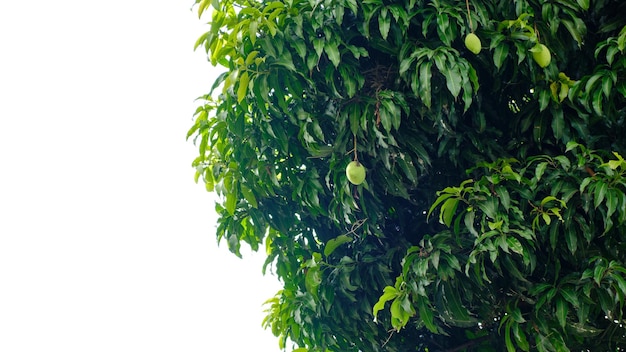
188, 0, 626, 350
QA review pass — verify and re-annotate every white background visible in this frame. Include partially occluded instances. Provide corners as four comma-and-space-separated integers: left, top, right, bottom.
0, 1, 284, 351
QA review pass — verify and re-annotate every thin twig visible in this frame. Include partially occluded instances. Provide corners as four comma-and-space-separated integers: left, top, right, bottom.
381, 330, 395, 348
347, 218, 367, 236
374, 88, 381, 127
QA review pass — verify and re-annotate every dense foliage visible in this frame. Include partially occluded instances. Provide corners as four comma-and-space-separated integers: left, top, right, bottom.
188, 0, 626, 350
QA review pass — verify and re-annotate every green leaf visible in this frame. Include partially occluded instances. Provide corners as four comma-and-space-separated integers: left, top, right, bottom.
594, 181, 607, 208
237, 71, 250, 103
324, 41, 341, 68
606, 189, 618, 218
562, 19, 584, 47
389, 298, 405, 329
539, 88, 551, 112
493, 43, 509, 70
372, 286, 399, 320
197, 0, 211, 18
274, 50, 296, 71
436, 13, 453, 46
418, 61, 432, 108
427, 192, 455, 221
225, 191, 237, 216
464, 211, 478, 237
559, 83, 569, 102
247, 20, 259, 44
305, 265, 322, 297
440, 198, 460, 227
312, 37, 324, 59
612, 273, 626, 297
576, 0, 589, 10
378, 8, 390, 40
565, 140, 580, 152
339, 66, 357, 98
442, 253, 461, 272
551, 108, 565, 140
379, 101, 393, 132
601, 75, 613, 99
554, 155, 570, 170
507, 237, 524, 255
504, 321, 516, 352
417, 298, 438, 333
430, 250, 441, 269
324, 234, 352, 257
240, 184, 258, 208
442, 60, 462, 98
513, 322, 530, 351
606, 159, 622, 170
440, 283, 476, 326
567, 322, 602, 337
540, 196, 558, 207
399, 56, 414, 76
397, 155, 418, 183
559, 288, 580, 309
565, 228, 577, 254
535, 161, 548, 181
293, 38, 306, 59
592, 88, 603, 116
509, 305, 526, 323
477, 197, 498, 219
593, 265, 605, 286
579, 177, 592, 193
556, 298, 567, 328
619, 192, 626, 224
542, 213, 551, 225
495, 185, 511, 211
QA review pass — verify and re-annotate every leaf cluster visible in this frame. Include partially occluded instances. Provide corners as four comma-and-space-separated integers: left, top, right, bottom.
379, 144, 626, 351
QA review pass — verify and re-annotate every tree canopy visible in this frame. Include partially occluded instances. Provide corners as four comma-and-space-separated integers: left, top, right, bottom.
188, 0, 626, 350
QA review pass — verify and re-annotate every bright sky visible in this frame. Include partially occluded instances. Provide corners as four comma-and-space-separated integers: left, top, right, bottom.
0, 1, 284, 351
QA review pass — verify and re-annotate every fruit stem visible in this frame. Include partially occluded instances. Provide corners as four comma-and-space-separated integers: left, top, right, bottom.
465, 0, 473, 33
353, 134, 358, 162
534, 22, 540, 43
